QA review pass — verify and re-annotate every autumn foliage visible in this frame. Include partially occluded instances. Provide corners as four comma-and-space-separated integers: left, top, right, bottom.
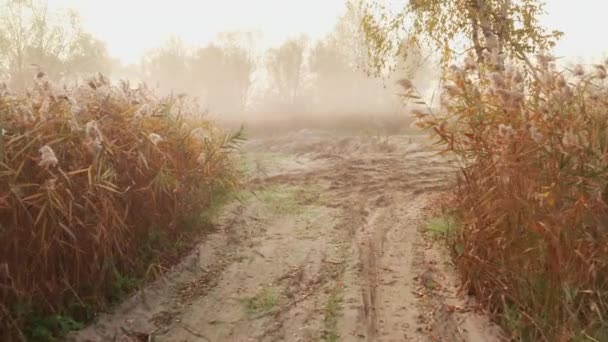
410, 52, 608, 341
0, 73, 242, 340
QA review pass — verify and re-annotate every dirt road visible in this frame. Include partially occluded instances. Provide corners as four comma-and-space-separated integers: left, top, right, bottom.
70, 130, 505, 342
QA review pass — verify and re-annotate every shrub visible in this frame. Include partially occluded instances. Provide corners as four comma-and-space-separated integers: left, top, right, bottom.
411, 52, 608, 341
0, 73, 243, 340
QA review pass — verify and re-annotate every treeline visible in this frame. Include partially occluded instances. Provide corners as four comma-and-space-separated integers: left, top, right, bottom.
0, 0, 435, 119
0, 0, 114, 88
121, 2, 435, 118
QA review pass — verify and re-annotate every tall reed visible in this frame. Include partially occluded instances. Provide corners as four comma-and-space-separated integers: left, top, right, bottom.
0, 73, 243, 340
410, 53, 608, 341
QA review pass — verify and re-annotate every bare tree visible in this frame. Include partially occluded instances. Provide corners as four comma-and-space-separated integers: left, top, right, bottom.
308, 3, 394, 115
190, 42, 254, 115
140, 32, 256, 116
265, 35, 308, 108
142, 36, 191, 94
0, 0, 111, 88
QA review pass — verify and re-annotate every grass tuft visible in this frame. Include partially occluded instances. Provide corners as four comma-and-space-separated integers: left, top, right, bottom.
241, 288, 278, 316
425, 215, 458, 236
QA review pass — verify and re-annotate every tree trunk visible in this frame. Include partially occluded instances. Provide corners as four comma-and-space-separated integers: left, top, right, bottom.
468, 0, 506, 70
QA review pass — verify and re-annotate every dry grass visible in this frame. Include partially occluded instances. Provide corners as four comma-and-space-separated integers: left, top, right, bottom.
0, 73, 243, 340
409, 53, 608, 341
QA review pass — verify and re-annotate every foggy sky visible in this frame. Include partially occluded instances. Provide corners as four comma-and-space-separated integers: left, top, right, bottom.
46, 0, 608, 65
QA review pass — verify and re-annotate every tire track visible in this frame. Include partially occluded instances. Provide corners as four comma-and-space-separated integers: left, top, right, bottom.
70, 131, 505, 342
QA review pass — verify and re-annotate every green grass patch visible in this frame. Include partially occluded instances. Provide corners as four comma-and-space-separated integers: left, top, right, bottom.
241, 288, 279, 316
234, 153, 257, 176
235, 152, 290, 177
322, 286, 343, 342
255, 185, 317, 215
425, 215, 459, 236
25, 314, 83, 342
426, 214, 464, 257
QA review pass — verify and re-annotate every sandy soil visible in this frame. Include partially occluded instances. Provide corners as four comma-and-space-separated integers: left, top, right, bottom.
68, 130, 505, 342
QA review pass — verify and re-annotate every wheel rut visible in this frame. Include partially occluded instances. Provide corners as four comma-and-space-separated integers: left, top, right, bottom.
69, 132, 505, 342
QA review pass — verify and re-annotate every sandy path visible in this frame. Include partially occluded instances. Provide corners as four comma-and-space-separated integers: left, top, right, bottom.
69, 131, 505, 342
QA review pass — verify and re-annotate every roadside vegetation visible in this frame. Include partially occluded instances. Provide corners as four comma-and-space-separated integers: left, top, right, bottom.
364, 0, 608, 340
0, 73, 243, 341
425, 51, 608, 342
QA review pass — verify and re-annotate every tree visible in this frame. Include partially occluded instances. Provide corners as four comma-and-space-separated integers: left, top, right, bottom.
64, 32, 112, 77
331, 0, 372, 72
307, 1, 432, 115
140, 32, 256, 116
142, 36, 191, 94
362, 0, 563, 72
307, 3, 368, 114
308, 38, 359, 112
142, 37, 192, 93
189, 44, 224, 99
215, 31, 259, 113
265, 36, 308, 108
190, 42, 254, 115
0, 0, 111, 88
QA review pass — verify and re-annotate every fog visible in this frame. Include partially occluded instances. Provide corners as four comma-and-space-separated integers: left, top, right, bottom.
122, 23, 439, 132
103, 1, 441, 133
2, 0, 606, 133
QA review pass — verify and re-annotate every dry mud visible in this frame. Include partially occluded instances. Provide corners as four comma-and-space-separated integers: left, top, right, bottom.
69, 130, 505, 342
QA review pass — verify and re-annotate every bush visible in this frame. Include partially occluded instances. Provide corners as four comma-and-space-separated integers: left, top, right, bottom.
0, 73, 243, 340
411, 53, 608, 341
